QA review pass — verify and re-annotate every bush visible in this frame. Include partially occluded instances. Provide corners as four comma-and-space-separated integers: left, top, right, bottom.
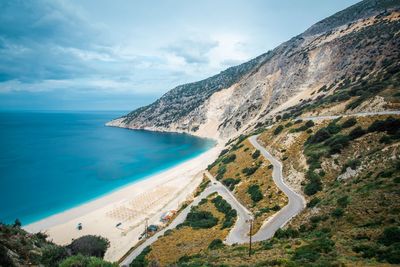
59, 254, 116, 267
41, 246, 69, 267
69, 235, 110, 258
325, 135, 349, 154
379, 227, 400, 246
208, 239, 224, 250
274, 125, 284, 135
274, 228, 299, 239
307, 128, 331, 144
247, 184, 263, 202
304, 171, 322, 196
242, 166, 259, 176
342, 159, 361, 173
380, 135, 392, 144
307, 197, 320, 208
222, 178, 241, 191
337, 196, 350, 208
293, 120, 315, 132
331, 208, 344, 218
0, 244, 15, 267
131, 246, 151, 267
349, 126, 366, 140
183, 208, 218, 229
292, 237, 335, 262
252, 150, 261, 159
222, 154, 236, 164
212, 196, 237, 229
216, 165, 226, 180
341, 118, 357, 128
368, 117, 400, 135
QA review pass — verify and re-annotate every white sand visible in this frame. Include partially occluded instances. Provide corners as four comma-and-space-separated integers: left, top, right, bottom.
24, 143, 222, 262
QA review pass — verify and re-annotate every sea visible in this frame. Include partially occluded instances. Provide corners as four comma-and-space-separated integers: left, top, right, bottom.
0, 111, 214, 225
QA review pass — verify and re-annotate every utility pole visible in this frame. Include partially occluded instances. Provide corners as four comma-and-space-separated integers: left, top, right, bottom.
144, 217, 149, 238
247, 217, 253, 257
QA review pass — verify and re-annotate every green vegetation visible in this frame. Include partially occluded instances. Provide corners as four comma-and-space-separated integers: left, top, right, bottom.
252, 149, 261, 159
222, 177, 241, 191
181, 208, 218, 229
222, 154, 236, 164
130, 246, 151, 267
273, 125, 284, 135
212, 196, 237, 229
341, 117, 357, 128
69, 235, 110, 258
247, 184, 263, 202
242, 165, 259, 176
208, 239, 224, 250
0, 223, 114, 267
291, 120, 315, 133
59, 254, 116, 267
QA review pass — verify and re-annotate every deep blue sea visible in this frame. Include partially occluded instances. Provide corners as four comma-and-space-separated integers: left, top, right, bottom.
0, 111, 214, 225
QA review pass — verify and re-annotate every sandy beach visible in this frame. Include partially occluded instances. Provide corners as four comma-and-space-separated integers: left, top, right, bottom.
25, 143, 222, 262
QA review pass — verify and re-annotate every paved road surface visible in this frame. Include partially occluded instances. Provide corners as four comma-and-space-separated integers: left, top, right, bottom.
249, 135, 305, 241
299, 110, 400, 121
120, 172, 252, 266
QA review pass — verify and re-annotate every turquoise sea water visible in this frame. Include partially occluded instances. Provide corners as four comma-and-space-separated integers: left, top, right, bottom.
0, 111, 214, 225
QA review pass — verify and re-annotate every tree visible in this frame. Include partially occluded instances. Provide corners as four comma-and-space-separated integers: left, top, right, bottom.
13, 219, 21, 228
59, 254, 116, 267
274, 125, 284, 135
69, 235, 110, 258
41, 246, 69, 267
341, 118, 357, 128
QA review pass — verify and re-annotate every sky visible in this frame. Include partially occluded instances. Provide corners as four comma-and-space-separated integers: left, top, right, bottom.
0, 0, 360, 111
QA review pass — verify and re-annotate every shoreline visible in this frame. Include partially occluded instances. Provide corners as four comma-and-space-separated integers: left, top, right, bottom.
25, 141, 223, 262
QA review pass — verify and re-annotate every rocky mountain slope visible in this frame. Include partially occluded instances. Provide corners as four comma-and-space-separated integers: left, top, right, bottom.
107, 0, 400, 141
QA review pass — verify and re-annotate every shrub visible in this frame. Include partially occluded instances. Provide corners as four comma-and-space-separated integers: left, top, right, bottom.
216, 165, 226, 180
341, 117, 357, 128
218, 149, 229, 157
337, 196, 350, 208
208, 239, 224, 250
252, 150, 261, 159
242, 166, 259, 176
304, 171, 322, 196
274, 125, 284, 135
331, 208, 344, 218
274, 228, 299, 239
325, 135, 349, 154
342, 159, 361, 173
69, 235, 110, 258
292, 237, 335, 262
222, 154, 236, 164
247, 184, 263, 202
349, 126, 366, 140
368, 117, 400, 135
59, 254, 116, 267
41, 246, 69, 267
379, 227, 400, 246
212, 196, 237, 229
183, 208, 218, 229
379, 135, 392, 144
307, 128, 331, 144
307, 197, 320, 208
222, 178, 241, 191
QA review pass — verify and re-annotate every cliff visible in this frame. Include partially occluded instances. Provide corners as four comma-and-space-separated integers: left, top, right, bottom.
107, 0, 400, 140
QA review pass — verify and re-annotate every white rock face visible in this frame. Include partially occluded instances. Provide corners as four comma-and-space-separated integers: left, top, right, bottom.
108, 8, 400, 140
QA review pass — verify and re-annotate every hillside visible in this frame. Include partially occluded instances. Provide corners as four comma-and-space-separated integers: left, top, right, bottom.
108, 0, 400, 141
133, 114, 400, 266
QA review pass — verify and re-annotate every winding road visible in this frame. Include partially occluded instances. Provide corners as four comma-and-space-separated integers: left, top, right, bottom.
249, 135, 305, 241
120, 110, 400, 266
120, 135, 303, 266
